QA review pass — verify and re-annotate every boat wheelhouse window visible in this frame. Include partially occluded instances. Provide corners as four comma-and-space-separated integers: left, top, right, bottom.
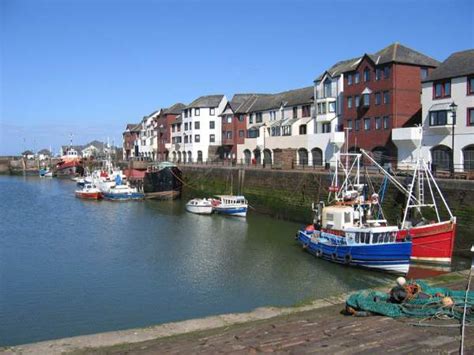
355, 234, 360, 243
344, 212, 351, 223
326, 213, 334, 222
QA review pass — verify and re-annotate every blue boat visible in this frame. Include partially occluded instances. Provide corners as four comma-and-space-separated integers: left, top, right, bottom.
295, 152, 412, 274
212, 195, 248, 217
101, 175, 144, 201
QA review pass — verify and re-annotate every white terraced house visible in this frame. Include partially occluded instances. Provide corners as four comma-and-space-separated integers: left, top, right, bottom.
169, 95, 227, 163
393, 49, 474, 173
237, 87, 317, 166
136, 110, 160, 160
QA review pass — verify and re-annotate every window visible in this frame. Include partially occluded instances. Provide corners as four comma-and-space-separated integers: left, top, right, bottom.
322, 123, 331, 133
226, 131, 232, 139
194, 121, 200, 129
363, 94, 370, 107
184, 135, 188, 143
429, 110, 448, 126
375, 92, 381, 105
209, 121, 215, 129
302, 105, 311, 117
355, 95, 360, 107
468, 108, 474, 126
282, 125, 291, 136
210, 108, 215, 116
256, 112, 263, 123
347, 74, 353, 85
347, 120, 353, 131
384, 66, 391, 79
364, 68, 370, 82
364, 118, 371, 130
421, 67, 429, 80
321, 102, 326, 113
195, 108, 200, 116
239, 130, 245, 137
238, 115, 245, 122
375, 117, 381, 130
247, 129, 259, 138
249, 114, 253, 124
468, 76, 474, 95
355, 119, 361, 131
329, 102, 336, 113
271, 126, 281, 136
184, 110, 188, 118
293, 106, 298, 118
184, 122, 188, 130
172, 125, 176, 132
195, 134, 200, 142
383, 116, 390, 129
383, 91, 390, 104
347, 96, 352, 109
299, 124, 307, 135
226, 115, 232, 123
324, 79, 332, 97
209, 134, 215, 143
375, 68, 382, 81
354, 72, 360, 84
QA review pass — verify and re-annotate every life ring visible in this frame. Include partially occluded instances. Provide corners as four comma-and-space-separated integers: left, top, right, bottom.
331, 253, 337, 261
316, 249, 323, 257
344, 254, 352, 264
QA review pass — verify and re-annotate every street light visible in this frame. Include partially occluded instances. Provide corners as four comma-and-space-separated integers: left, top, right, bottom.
449, 102, 458, 177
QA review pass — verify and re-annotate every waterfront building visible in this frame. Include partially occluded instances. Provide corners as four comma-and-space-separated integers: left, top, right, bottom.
155, 103, 186, 161
219, 94, 265, 159
237, 87, 318, 166
21, 150, 35, 160
37, 148, 51, 161
342, 42, 439, 165
122, 123, 140, 160
394, 49, 474, 172
169, 95, 228, 163
136, 111, 160, 160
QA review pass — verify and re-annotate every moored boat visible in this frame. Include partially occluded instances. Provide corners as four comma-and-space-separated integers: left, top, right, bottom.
296, 152, 412, 274
75, 184, 102, 200
211, 195, 248, 217
185, 198, 213, 215
101, 184, 144, 201
55, 147, 83, 178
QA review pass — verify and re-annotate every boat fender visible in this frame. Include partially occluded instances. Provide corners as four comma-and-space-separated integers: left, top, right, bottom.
344, 254, 352, 264
331, 253, 337, 261
316, 249, 323, 257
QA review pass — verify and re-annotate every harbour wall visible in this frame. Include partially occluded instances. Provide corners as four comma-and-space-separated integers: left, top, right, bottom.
180, 166, 474, 256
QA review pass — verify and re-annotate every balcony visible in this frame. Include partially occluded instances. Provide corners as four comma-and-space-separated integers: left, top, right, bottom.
392, 127, 422, 147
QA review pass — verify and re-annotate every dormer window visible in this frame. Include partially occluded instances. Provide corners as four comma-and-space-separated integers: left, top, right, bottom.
323, 78, 332, 97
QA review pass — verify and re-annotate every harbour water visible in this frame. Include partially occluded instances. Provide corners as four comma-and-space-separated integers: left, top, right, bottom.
0, 176, 468, 346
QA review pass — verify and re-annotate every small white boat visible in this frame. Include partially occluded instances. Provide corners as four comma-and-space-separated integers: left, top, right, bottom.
211, 195, 248, 217
75, 183, 102, 200
185, 198, 214, 215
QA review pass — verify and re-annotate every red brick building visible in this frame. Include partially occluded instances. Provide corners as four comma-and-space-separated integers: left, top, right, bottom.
122, 123, 140, 160
154, 103, 185, 161
342, 43, 439, 163
219, 94, 262, 158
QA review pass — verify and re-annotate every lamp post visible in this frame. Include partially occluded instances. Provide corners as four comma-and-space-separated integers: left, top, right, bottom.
449, 102, 457, 177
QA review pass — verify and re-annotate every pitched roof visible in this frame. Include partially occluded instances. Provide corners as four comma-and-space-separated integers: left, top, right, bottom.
371, 42, 439, 67
314, 57, 361, 81
423, 49, 474, 82
126, 123, 140, 131
247, 86, 314, 113
186, 95, 224, 109
164, 103, 186, 115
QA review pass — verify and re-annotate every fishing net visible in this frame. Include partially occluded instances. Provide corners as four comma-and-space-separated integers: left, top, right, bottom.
346, 280, 474, 321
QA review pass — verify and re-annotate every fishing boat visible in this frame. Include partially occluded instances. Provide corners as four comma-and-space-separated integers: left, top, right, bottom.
211, 195, 248, 217
361, 148, 456, 265
296, 153, 412, 274
75, 183, 102, 200
185, 198, 214, 215
55, 147, 83, 178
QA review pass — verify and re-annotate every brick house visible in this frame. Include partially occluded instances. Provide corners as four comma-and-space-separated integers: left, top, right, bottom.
341, 43, 439, 164
122, 123, 140, 160
155, 103, 186, 161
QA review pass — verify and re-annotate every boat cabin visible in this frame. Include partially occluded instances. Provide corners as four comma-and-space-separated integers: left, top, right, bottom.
343, 226, 398, 246
321, 205, 354, 230
214, 195, 247, 205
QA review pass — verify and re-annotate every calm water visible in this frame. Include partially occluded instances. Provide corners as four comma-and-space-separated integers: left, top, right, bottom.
0, 176, 463, 346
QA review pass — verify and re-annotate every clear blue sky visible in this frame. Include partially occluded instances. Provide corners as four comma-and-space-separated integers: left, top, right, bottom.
1, 0, 473, 155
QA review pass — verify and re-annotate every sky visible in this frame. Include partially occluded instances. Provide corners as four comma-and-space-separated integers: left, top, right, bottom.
1, 0, 473, 155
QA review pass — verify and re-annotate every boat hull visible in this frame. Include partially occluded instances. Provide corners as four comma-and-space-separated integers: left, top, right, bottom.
75, 191, 102, 200
397, 221, 455, 264
185, 205, 213, 215
214, 206, 247, 217
297, 230, 411, 274
102, 192, 145, 201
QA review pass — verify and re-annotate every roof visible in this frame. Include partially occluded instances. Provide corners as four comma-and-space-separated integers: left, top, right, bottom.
423, 49, 474, 82
22, 150, 34, 155
171, 114, 182, 124
37, 149, 51, 155
186, 95, 224, 109
247, 86, 314, 113
126, 123, 140, 131
164, 103, 186, 115
314, 57, 361, 81
371, 43, 439, 67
